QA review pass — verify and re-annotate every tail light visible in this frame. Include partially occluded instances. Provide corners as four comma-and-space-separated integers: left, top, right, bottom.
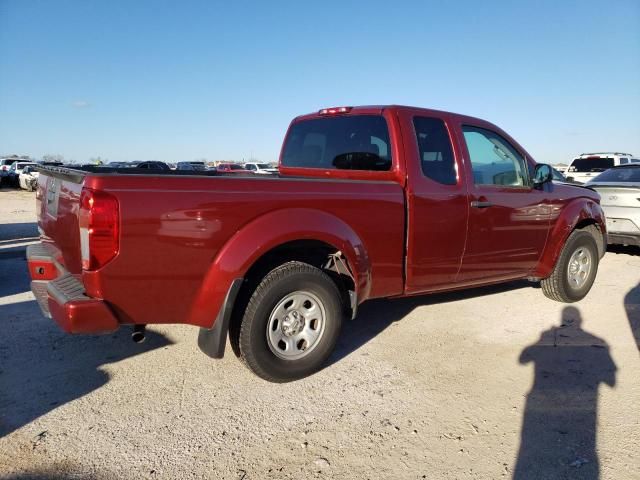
79, 188, 119, 270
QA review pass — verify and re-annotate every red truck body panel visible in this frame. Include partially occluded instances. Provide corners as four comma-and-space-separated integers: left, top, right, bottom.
30, 105, 606, 337
36, 173, 405, 329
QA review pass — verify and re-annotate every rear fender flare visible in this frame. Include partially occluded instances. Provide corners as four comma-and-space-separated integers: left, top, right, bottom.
534, 198, 605, 278
189, 208, 371, 328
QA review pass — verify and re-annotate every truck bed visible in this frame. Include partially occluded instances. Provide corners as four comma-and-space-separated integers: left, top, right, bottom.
34, 165, 405, 329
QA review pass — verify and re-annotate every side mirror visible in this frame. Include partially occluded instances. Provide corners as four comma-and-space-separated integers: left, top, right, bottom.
533, 163, 552, 188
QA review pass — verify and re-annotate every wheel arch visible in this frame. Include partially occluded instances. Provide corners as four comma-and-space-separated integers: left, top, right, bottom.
534, 198, 606, 279
189, 208, 371, 331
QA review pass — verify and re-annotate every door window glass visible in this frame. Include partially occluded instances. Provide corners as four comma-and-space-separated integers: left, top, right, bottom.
413, 117, 457, 185
462, 126, 528, 187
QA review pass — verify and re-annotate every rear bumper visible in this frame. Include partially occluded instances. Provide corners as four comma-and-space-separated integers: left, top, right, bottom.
27, 243, 119, 333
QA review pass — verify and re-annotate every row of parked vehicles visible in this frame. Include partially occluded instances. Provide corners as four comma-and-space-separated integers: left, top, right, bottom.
0, 159, 62, 190
548, 152, 640, 247
572, 155, 640, 248
103, 160, 278, 174
0, 158, 279, 190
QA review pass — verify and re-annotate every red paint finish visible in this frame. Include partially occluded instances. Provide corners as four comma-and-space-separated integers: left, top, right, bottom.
81, 175, 404, 327
30, 105, 605, 335
397, 108, 470, 291
48, 296, 119, 334
532, 189, 605, 279
27, 260, 58, 281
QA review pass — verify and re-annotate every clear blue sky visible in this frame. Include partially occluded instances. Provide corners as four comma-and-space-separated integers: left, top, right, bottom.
1, 0, 638, 164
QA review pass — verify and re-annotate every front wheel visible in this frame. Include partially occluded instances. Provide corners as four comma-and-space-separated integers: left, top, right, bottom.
541, 229, 599, 302
238, 261, 343, 382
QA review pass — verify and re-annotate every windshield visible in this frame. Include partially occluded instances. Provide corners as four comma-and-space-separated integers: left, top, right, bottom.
569, 157, 614, 173
281, 115, 392, 171
591, 167, 640, 183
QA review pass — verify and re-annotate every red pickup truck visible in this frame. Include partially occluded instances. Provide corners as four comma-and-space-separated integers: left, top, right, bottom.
28, 105, 606, 382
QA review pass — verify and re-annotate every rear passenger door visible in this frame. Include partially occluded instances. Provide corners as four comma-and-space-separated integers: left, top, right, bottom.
401, 111, 470, 292
457, 124, 549, 282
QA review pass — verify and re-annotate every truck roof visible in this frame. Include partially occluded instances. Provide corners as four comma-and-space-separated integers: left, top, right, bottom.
294, 105, 491, 125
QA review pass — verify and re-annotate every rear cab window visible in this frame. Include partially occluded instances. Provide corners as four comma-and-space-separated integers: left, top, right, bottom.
281, 115, 392, 172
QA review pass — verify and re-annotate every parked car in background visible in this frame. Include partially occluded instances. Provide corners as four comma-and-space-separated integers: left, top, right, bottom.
244, 162, 278, 175
28, 105, 607, 382
18, 165, 39, 191
177, 161, 207, 171
137, 161, 170, 170
107, 161, 131, 168
587, 164, 640, 246
565, 152, 639, 184
216, 163, 247, 173
7, 161, 38, 187
1, 158, 19, 183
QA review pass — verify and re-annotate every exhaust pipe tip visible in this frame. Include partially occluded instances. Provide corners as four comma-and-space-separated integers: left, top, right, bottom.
132, 325, 146, 343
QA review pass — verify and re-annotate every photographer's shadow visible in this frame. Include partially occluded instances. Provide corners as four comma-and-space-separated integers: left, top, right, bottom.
514, 306, 616, 480
624, 283, 640, 354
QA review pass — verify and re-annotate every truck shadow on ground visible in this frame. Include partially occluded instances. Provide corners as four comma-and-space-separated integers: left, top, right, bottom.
331, 280, 530, 364
607, 244, 640, 256
0, 298, 173, 438
513, 306, 616, 480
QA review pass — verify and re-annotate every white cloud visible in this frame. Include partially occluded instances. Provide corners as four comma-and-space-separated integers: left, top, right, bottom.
72, 100, 91, 108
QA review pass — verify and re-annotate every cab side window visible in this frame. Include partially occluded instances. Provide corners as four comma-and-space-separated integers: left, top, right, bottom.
462, 126, 529, 187
413, 117, 457, 185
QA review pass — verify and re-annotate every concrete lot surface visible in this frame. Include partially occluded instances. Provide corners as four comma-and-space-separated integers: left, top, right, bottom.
0, 188, 638, 479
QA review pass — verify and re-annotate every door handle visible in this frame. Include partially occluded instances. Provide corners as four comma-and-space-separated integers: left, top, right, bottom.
470, 200, 493, 208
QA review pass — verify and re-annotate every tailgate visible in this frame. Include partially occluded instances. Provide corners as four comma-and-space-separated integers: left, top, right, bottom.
36, 166, 87, 274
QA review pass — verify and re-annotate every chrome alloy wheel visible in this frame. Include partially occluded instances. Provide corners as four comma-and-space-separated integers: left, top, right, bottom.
266, 291, 326, 360
567, 247, 593, 289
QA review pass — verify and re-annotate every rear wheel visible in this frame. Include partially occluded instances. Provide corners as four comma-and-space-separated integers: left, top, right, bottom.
238, 261, 342, 382
541, 229, 599, 302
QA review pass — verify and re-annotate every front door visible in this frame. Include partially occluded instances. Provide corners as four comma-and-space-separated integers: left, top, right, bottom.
457, 125, 549, 282
403, 112, 469, 293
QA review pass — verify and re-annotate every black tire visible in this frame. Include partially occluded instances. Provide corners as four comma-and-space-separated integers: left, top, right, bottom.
238, 261, 343, 382
541, 229, 599, 302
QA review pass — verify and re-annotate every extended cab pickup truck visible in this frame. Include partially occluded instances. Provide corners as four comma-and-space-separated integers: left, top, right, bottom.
28, 105, 606, 382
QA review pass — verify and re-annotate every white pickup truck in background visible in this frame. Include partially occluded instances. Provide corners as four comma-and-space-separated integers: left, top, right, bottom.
565, 152, 639, 183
